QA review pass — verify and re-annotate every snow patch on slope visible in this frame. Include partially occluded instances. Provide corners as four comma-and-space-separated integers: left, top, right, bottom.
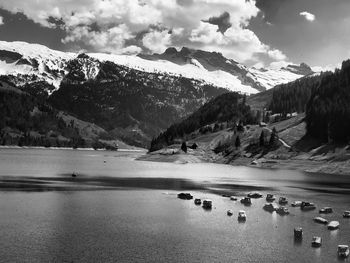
0, 41, 74, 59
0, 41, 74, 88
248, 68, 304, 90
89, 53, 259, 94
0, 41, 313, 95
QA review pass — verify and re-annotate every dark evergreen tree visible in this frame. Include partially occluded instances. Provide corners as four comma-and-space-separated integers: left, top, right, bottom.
269, 127, 278, 146
259, 131, 265, 147
235, 136, 241, 148
181, 142, 187, 153
269, 73, 329, 115
237, 121, 244, 132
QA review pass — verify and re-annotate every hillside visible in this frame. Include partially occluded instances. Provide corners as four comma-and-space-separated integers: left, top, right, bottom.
149, 92, 257, 152
306, 60, 350, 143
0, 40, 322, 148
0, 79, 132, 150
48, 57, 227, 147
143, 112, 350, 176
145, 59, 350, 175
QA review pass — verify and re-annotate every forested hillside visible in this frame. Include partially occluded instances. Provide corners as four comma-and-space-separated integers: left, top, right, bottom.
306, 60, 350, 143
49, 59, 226, 147
0, 79, 90, 148
149, 92, 256, 152
268, 73, 327, 115
0, 55, 227, 148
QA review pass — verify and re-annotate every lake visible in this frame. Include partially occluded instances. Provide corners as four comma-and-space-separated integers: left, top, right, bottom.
0, 148, 349, 262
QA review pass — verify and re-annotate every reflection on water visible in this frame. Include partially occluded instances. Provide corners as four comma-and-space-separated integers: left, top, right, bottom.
271, 211, 278, 224
314, 247, 322, 258
330, 229, 339, 240
294, 237, 303, 247
0, 148, 349, 262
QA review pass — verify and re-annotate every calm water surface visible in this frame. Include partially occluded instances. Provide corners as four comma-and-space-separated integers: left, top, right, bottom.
0, 148, 349, 262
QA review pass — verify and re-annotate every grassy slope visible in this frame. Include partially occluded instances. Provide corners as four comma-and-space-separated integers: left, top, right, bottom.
142, 113, 350, 175
144, 75, 350, 174
58, 112, 144, 150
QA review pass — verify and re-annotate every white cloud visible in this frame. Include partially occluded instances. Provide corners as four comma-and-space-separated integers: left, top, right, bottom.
269, 60, 292, 70
142, 30, 171, 53
0, 16, 3, 25
267, 49, 287, 61
62, 24, 135, 54
0, 0, 290, 65
120, 45, 142, 55
189, 21, 287, 65
300, 11, 315, 22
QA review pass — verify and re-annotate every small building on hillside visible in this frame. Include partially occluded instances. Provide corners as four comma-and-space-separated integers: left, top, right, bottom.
189, 143, 198, 150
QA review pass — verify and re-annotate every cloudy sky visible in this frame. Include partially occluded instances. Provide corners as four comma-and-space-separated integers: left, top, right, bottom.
0, 0, 349, 69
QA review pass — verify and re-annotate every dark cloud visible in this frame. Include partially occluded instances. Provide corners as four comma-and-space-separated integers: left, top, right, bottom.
47, 16, 65, 29
0, 8, 66, 50
202, 11, 232, 34
255, 0, 288, 23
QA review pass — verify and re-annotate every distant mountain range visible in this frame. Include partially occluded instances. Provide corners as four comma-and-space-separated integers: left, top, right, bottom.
0, 41, 314, 94
140, 47, 314, 92
0, 40, 315, 148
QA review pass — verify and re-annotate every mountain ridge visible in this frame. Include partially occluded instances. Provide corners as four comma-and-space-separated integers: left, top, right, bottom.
139, 46, 314, 92
0, 40, 316, 148
0, 40, 313, 94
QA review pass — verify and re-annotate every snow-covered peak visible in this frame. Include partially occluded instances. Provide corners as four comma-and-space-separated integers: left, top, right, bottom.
0, 41, 74, 60
0, 41, 313, 94
0, 41, 75, 89
64, 53, 101, 83
247, 67, 308, 90
138, 47, 313, 93
88, 52, 258, 94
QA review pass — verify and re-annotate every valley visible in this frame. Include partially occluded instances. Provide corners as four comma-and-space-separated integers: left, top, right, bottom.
0, 40, 314, 149
145, 61, 350, 176
1, 40, 349, 177
1, 1, 349, 262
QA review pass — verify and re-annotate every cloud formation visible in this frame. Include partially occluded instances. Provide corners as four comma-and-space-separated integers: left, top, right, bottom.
0, 0, 290, 66
142, 29, 172, 54
0, 15, 3, 25
299, 11, 315, 22
202, 11, 232, 34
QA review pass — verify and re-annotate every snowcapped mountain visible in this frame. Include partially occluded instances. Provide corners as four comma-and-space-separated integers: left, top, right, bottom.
0, 41, 74, 88
139, 47, 314, 92
0, 41, 313, 95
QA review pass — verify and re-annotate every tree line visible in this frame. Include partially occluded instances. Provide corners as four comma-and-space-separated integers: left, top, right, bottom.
268, 58, 350, 143
306, 60, 350, 143
268, 73, 329, 116
150, 92, 257, 152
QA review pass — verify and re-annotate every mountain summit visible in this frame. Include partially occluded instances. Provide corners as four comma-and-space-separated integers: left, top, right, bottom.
0, 41, 313, 94
140, 47, 314, 92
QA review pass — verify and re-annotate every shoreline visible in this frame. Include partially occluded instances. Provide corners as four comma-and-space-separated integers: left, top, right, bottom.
1, 145, 349, 177
137, 148, 350, 176
0, 145, 147, 152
